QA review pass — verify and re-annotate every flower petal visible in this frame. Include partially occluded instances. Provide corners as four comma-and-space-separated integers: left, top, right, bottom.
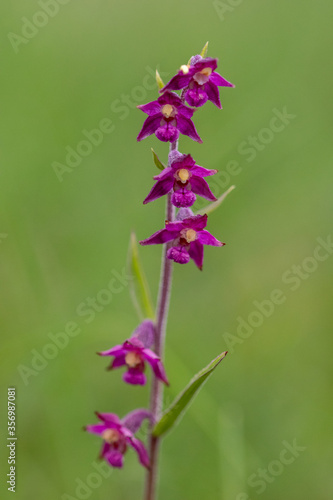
190, 177, 217, 201
205, 81, 222, 109
95, 412, 121, 425
198, 229, 224, 247
161, 73, 192, 92
159, 90, 182, 106
188, 240, 204, 270
143, 350, 169, 385
128, 437, 150, 469
137, 115, 162, 141
190, 165, 217, 177
109, 354, 126, 369
210, 71, 234, 88
99, 441, 110, 459
176, 115, 202, 143
137, 100, 161, 116
153, 166, 173, 181
193, 57, 218, 73
122, 409, 153, 433
140, 228, 178, 246
105, 450, 124, 468
143, 178, 174, 204
98, 344, 125, 357
182, 214, 208, 231
85, 423, 106, 435
177, 103, 195, 119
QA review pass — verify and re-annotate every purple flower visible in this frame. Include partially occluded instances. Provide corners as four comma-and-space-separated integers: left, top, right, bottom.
161, 55, 234, 109
137, 91, 202, 143
85, 409, 152, 469
144, 152, 217, 208
140, 212, 224, 270
98, 320, 169, 386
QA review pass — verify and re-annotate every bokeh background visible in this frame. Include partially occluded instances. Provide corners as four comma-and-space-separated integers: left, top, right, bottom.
1, 0, 332, 499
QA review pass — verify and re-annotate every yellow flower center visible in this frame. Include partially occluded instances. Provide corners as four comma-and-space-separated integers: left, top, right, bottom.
177, 169, 190, 183
102, 428, 120, 444
125, 351, 142, 368
161, 104, 175, 119
185, 229, 197, 243
180, 64, 190, 74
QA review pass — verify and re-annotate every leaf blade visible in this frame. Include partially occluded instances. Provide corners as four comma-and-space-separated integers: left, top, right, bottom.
153, 351, 228, 437
196, 185, 235, 216
151, 148, 166, 171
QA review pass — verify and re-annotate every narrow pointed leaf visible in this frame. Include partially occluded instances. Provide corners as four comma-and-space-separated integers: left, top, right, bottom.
151, 148, 166, 171
156, 69, 165, 90
127, 232, 155, 320
196, 185, 235, 216
200, 41, 209, 58
153, 351, 228, 437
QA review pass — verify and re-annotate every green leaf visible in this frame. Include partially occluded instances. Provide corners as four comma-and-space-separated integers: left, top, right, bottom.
200, 41, 209, 58
151, 148, 166, 171
155, 69, 165, 90
196, 185, 235, 216
153, 351, 228, 437
127, 232, 155, 320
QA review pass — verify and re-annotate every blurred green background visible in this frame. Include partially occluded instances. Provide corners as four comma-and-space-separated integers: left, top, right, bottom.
1, 0, 332, 499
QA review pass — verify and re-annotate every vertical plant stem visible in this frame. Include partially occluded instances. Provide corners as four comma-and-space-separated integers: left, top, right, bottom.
144, 140, 178, 500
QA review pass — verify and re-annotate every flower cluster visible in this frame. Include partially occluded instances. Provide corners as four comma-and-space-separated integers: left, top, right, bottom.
86, 47, 233, 473
86, 320, 167, 469
138, 52, 233, 269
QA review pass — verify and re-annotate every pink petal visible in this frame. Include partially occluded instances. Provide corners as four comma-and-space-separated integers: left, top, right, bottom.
98, 344, 124, 357
176, 115, 202, 143
210, 72, 234, 88
205, 81, 222, 109
95, 412, 121, 425
188, 240, 204, 270
198, 230, 224, 247
137, 115, 162, 141
143, 178, 174, 204
137, 100, 161, 116
109, 355, 126, 369
128, 437, 150, 469
143, 350, 169, 385
85, 423, 106, 435
190, 165, 217, 177
161, 73, 192, 92
140, 228, 178, 246
190, 177, 217, 201
182, 214, 208, 231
